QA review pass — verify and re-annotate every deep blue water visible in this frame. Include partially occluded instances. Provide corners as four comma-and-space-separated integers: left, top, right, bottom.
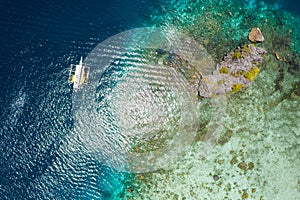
281, 0, 300, 15
0, 0, 158, 199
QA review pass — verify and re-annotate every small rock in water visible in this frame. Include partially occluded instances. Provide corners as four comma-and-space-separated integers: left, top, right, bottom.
156, 48, 166, 55
213, 174, 220, 181
248, 27, 264, 43
127, 187, 133, 193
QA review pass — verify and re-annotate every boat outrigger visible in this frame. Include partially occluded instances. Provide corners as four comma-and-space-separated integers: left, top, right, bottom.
68, 57, 90, 90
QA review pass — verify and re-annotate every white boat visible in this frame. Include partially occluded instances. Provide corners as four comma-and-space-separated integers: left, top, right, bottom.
68, 57, 90, 89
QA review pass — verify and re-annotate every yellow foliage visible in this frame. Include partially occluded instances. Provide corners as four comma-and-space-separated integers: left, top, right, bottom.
242, 45, 251, 54
233, 71, 245, 77
231, 83, 243, 92
219, 67, 230, 74
232, 51, 242, 59
244, 66, 260, 81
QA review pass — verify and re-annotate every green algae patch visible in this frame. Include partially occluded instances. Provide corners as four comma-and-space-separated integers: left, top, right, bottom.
244, 66, 260, 81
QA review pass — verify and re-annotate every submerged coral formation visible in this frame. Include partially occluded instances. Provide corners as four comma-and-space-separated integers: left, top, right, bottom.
122, 1, 300, 199
198, 44, 266, 97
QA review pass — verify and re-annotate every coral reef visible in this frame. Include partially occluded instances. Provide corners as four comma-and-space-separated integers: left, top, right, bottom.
125, 1, 300, 199
198, 44, 266, 97
153, 39, 215, 94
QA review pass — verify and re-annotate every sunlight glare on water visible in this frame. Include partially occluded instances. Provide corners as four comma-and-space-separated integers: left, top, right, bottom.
72, 27, 221, 173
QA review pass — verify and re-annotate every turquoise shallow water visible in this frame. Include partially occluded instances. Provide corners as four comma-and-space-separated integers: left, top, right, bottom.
0, 0, 299, 199
120, 0, 300, 199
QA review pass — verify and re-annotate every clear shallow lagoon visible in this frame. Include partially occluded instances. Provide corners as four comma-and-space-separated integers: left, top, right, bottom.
0, 0, 299, 199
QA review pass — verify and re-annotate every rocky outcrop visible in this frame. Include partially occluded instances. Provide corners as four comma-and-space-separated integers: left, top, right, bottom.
248, 27, 265, 43
198, 44, 266, 97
